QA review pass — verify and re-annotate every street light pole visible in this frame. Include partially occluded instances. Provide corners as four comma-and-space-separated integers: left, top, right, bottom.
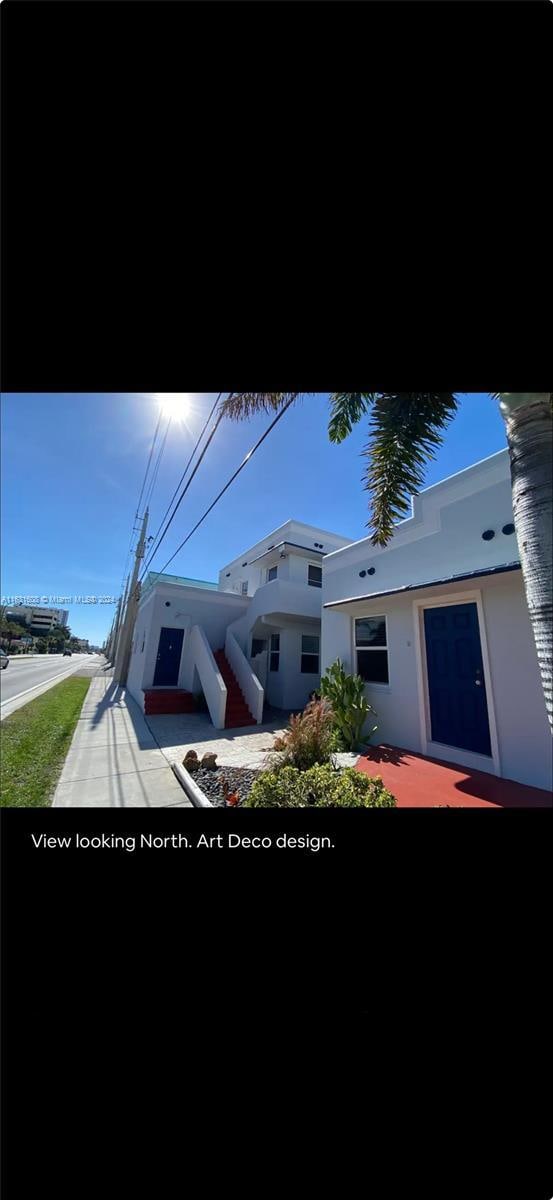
113, 510, 149, 686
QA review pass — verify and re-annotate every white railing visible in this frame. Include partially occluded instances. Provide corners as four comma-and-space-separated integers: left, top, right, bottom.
189, 624, 227, 729
225, 629, 264, 724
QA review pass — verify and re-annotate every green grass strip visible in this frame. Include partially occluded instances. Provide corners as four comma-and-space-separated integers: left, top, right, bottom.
1, 676, 91, 807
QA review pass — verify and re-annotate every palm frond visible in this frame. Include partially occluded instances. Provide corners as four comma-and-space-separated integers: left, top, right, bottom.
219, 393, 306, 420
363, 393, 459, 545
328, 393, 374, 443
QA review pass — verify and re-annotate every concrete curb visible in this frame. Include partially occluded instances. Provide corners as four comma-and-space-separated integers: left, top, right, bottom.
171, 762, 214, 808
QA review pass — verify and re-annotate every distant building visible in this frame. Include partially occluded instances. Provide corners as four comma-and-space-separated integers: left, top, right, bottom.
6, 606, 69, 635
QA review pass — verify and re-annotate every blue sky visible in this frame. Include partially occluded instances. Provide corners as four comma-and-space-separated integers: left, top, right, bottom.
0, 394, 508, 644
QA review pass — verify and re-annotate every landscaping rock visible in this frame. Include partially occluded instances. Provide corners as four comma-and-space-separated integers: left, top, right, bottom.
200, 752, 218, 771
183, 750, 200, 772
192, 766, 262, 807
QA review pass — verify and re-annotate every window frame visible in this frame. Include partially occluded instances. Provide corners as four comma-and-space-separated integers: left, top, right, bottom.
300, 633, 320, 675
267, 565, 278, 583
269, 633, 280, 672
240, 581, 248, 595
307, 562, 323, 589
354, 615, 390, 687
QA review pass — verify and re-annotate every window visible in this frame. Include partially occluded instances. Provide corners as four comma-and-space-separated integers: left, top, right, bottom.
241, 581, 248, 595
267, 565, 278, 583
301, 634, 320, 674
355, 616, 389, 684
308, 564, 322, 588
251, 638, 266, 658
269, 633, 280, 672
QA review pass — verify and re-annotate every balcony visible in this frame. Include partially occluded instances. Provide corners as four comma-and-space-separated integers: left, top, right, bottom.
246, 578, 322, 627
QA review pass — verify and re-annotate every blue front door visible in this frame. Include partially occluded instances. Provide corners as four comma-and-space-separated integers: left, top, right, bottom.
423, 603, 492, 756
153, 626, 184, 687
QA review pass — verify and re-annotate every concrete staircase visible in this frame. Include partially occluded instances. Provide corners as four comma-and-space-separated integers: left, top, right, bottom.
213, 649, 257, 728
143, 689, 196, 716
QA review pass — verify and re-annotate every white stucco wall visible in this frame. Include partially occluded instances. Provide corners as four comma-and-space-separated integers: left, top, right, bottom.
480, 574, 551, 790
322, 573, 551, 791
126, 583, 248, 708
263, 623, 322, 711
321, 451, 515, 604
320, 451, 552, 793
217, 519, 351, 596
127, 589, 157, 707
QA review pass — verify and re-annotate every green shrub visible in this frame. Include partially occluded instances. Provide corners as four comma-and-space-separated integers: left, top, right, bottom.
244, 763, 396, 808
271, 698, 336, 771
320, 659, 378, 751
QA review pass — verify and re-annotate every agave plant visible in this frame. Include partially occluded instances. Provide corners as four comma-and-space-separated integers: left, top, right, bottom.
320, 659, 378, 752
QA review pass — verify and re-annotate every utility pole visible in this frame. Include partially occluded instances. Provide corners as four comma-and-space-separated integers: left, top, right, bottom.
105, 611, 117, 663
113, 510, 148, 686
110, 574, 129, 664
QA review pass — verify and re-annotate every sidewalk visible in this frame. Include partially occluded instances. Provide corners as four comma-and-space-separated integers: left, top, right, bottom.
52, 673, 191, 807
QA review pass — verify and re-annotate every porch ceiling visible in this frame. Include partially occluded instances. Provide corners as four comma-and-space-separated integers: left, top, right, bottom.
248, 541, 325, 566
251, 613, 320, 635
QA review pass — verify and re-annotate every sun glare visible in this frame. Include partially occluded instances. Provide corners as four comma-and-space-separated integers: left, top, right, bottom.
156, 393, 189, 423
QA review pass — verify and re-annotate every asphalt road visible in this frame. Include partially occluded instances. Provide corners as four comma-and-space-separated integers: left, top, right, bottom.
0, 653, 100, 714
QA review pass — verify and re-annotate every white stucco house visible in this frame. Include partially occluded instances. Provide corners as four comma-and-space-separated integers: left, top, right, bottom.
126, 520, 352, 729
125, 450, 551, 794
321, 449, 552, 793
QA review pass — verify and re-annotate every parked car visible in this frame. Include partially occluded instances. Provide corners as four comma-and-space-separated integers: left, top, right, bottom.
0, 649, 9, 669
63, 649, 72, 657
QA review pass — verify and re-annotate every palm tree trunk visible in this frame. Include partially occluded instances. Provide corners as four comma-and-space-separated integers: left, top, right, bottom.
500, 393, 553, 732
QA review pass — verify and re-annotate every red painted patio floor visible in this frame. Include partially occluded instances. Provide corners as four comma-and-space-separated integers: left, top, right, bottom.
355, 745, 552, 808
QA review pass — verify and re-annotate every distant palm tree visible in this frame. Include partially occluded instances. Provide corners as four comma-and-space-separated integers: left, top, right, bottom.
221, 392, 552, 730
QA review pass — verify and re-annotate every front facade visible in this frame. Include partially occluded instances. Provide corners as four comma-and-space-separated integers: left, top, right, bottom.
321, 449, 552, 793
126, 519, 352, 727
218, 520, 351, 711
124, 453, 551, 792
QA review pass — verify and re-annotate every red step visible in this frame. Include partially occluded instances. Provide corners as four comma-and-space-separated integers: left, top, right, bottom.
214, 649, 257, 729
143, 689, 196, 716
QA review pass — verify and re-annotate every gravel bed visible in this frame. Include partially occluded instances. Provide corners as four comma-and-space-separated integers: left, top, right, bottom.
191, 766, 262, 807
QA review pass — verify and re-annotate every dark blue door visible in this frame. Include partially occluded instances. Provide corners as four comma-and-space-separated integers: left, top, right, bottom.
153, 627, 184, 687
424, 603, 492, 756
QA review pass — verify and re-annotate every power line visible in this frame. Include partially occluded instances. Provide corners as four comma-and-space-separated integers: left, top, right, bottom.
141, 397, 296, 589
116, 401, 167, 604
135, 406, 163, 520
144, 392, 224, 569
139, 396, 227, 580
143, 415, 172, 512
